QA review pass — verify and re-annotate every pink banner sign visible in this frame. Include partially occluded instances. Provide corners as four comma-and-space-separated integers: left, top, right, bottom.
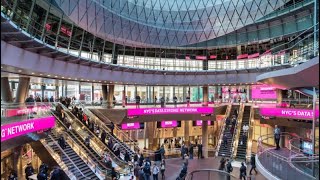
127, 107, 214, 116
260, 108, 319, 120
251, 85, 277, 99
237, 54, 248, 59
121, 122, 140, 130
1, 116, 55, 142
248, 53, 260, 59
161, 121, 178, 128
195, 120, 211, 126
195, 56, 207, 60
209, 55, 217, 59
5, 106, 51, 117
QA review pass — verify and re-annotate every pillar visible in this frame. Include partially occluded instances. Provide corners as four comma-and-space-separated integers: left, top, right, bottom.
146, 121, 158, 150
184, 121, 190, 145
202, 120, 208, 158
41, 85, 45, 100
102, 84, 108, 101
15, 77, 30, 103
203, 86, 209, 106
91, 84, 94, 102
107, 85, 114, 108
276, 89, 283, 104
1, 77, 13, 103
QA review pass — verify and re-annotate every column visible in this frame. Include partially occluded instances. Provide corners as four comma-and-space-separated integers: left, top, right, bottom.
102, 84, 108, 105
107, 85, 115, 108
202, 120, 208, 158
146, 121, 158, 150
15, 77, 30, 103
55, 85, 59, 99
184, 120, 191, 145
91, 84, 94, 103
276, 89, 283, 104
1, 77, 13, 102
41, 85, 45, 100
202, 86, 209, 106
122, 86, 126, 107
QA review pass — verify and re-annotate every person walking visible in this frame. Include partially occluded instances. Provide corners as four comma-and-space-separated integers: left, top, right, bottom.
274, 125, 281, 150
134, 163, 140, 180
249, 154, 258, 175
110, 122, 115, 136
189, 144, 194, 159
223, 134, 228, 148
226, 159, 233, 180
152, 163, 160, 180
101, 130, 107, 144
239, 162, 247, 180
154, 96, 158, 107
160, 159, 165, 180
197, 143, 203, 159
218, 157, 226, 170
173, 96, 178, 107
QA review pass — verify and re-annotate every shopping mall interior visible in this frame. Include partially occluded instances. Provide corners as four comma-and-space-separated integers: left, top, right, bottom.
1, 0, 319, 179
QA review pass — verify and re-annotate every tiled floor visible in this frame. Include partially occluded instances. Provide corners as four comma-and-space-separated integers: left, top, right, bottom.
120, 157, 268, 180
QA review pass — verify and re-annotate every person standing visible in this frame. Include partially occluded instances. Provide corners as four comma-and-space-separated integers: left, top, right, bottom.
110, 122, 115, 136
173, 95, 178, 107
218, 157, 226, 170
160, 159, 166, 180
101, 130, 107, 144
197, 143, 203, 159
152, 163, 159, 180
189, 144, 194, 159
133, 163, 140, 180
113, 96, 116, 108
226, 159, 233, 175
186, 96, 190, 107
154, 96, 158, 107
274, 125, 281, 150
249, 154, 258, 175
160, 97, 165, 108
25, 163, 34, 180
223, 134, 228, 148
239, 162, 247, 180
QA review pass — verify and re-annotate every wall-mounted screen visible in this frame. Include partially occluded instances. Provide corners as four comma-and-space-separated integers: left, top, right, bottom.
193, 120, 213, 126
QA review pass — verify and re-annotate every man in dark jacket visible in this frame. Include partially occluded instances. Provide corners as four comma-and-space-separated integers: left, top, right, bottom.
189, 144, 194, 159
249, 154, 258, 175
101, 130, 107, 143
197, 143, 203, 159
240, 162, 247, 180
110, 122, 115, 136
223, 134, 228, 148
25, 163, 34, 180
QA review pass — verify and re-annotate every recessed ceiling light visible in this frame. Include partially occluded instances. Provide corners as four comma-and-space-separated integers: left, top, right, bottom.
40, 74, 43, 75
75, 78, 77, 80
93, 80, 95, 82
18, 70, 22, 72
55, 76, 58, 78
87, 80, 89, 81
61, 77, 65, 78
104, 81, 106, 83
47, 75, 51, 77
98, 81, 101, 82
31, 72, 35, 75
68, 78, 71, 79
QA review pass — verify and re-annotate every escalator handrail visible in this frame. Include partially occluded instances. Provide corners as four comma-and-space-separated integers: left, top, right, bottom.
51, 111, 113, 177
81, 104, 140, 151
53, 102, 129, 168
215, 104, 232, 156
77, 102, 139, 154
41, 132, 91, 179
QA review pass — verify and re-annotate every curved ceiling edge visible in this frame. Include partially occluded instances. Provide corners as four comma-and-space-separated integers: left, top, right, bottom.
1, 40, 260, 85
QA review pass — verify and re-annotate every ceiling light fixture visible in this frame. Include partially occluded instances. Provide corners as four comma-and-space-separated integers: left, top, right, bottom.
47, 75, 51, 77
55, 76, 58, 78
31, 72, 35, 75
40, 74, 43, 75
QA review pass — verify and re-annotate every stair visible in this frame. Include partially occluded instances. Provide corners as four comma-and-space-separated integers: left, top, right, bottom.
45, 132, 98, 179
218, 105, 239, 157
235, 106, 251, 160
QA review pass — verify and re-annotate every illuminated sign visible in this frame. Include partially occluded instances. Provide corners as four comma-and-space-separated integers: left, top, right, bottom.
121, 122, 140, 130
195, 120, 211, 126
127, 107, 214, 116
251, 85, 277, 99
5, 106, 51, 117
161, 121, 178, 128
260, 108, 319, 120
1, 116, 55, 142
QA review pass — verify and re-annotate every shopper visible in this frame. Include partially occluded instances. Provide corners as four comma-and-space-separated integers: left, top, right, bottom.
274, 125, 281, 150
143, 160, 151, 180
110, 122, 115, 136
85, 136, 90, 147
197, 143, 203, 159
154, 96, 158, 106
249, 154, 258, 175
111, 167, 118, 180
124, 151, 131, 162
25, 163, 34, 180
173, 95, 178, 107
239, 162, 247, 180
226, 159, 233, 173
218, 157, 226, 170
160, 159, 166, 180
223, 134, 228, 148
159, 145, 165, 160
189, 144, 194, 159
186, 96, 190, 107
160, 97, 165, 108
113, 96, 116, 107
152, 163, 160, 180
50, 166, 62, 180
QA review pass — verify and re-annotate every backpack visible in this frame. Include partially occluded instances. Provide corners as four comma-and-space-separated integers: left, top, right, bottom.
143, 162, 151, 175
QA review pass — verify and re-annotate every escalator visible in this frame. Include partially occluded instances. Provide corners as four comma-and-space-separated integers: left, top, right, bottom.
235, 106, 251, 160
81, 107, 137, 157
217, 105, 239, 157
295, 88, 318, 97
52, 103, 129, 170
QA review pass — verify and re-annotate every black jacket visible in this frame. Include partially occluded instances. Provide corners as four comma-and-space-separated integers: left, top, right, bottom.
240, 165, 247, 176
251, 156, 256, 167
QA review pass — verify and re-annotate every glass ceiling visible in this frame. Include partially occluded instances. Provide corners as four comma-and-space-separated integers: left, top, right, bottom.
55, 0, 288, 47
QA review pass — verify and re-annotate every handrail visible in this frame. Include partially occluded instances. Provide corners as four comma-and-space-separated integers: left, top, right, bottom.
79, 103, 140, 152
53, 102, 129, 169
215, 104, 231, 156
245, 105, 254, 162
185, 169, 237, 180
51, 112, 109, 179
40, 132, 90, 179
231, 103, 244, 158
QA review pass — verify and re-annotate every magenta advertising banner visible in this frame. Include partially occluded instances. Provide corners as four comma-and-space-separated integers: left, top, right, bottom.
127, 107, 213, 116
195, 120, 212, 126
260, 108, 319, 120
121, 122, 140, 130
1, 116, 55, 142
251, 85, 277, 99
5, 106, 51, 117
161, 121, 178, 128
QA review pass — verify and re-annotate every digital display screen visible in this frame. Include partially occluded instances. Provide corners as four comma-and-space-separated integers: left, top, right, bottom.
157, 121, 181, 128
302, 141, 313, 155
